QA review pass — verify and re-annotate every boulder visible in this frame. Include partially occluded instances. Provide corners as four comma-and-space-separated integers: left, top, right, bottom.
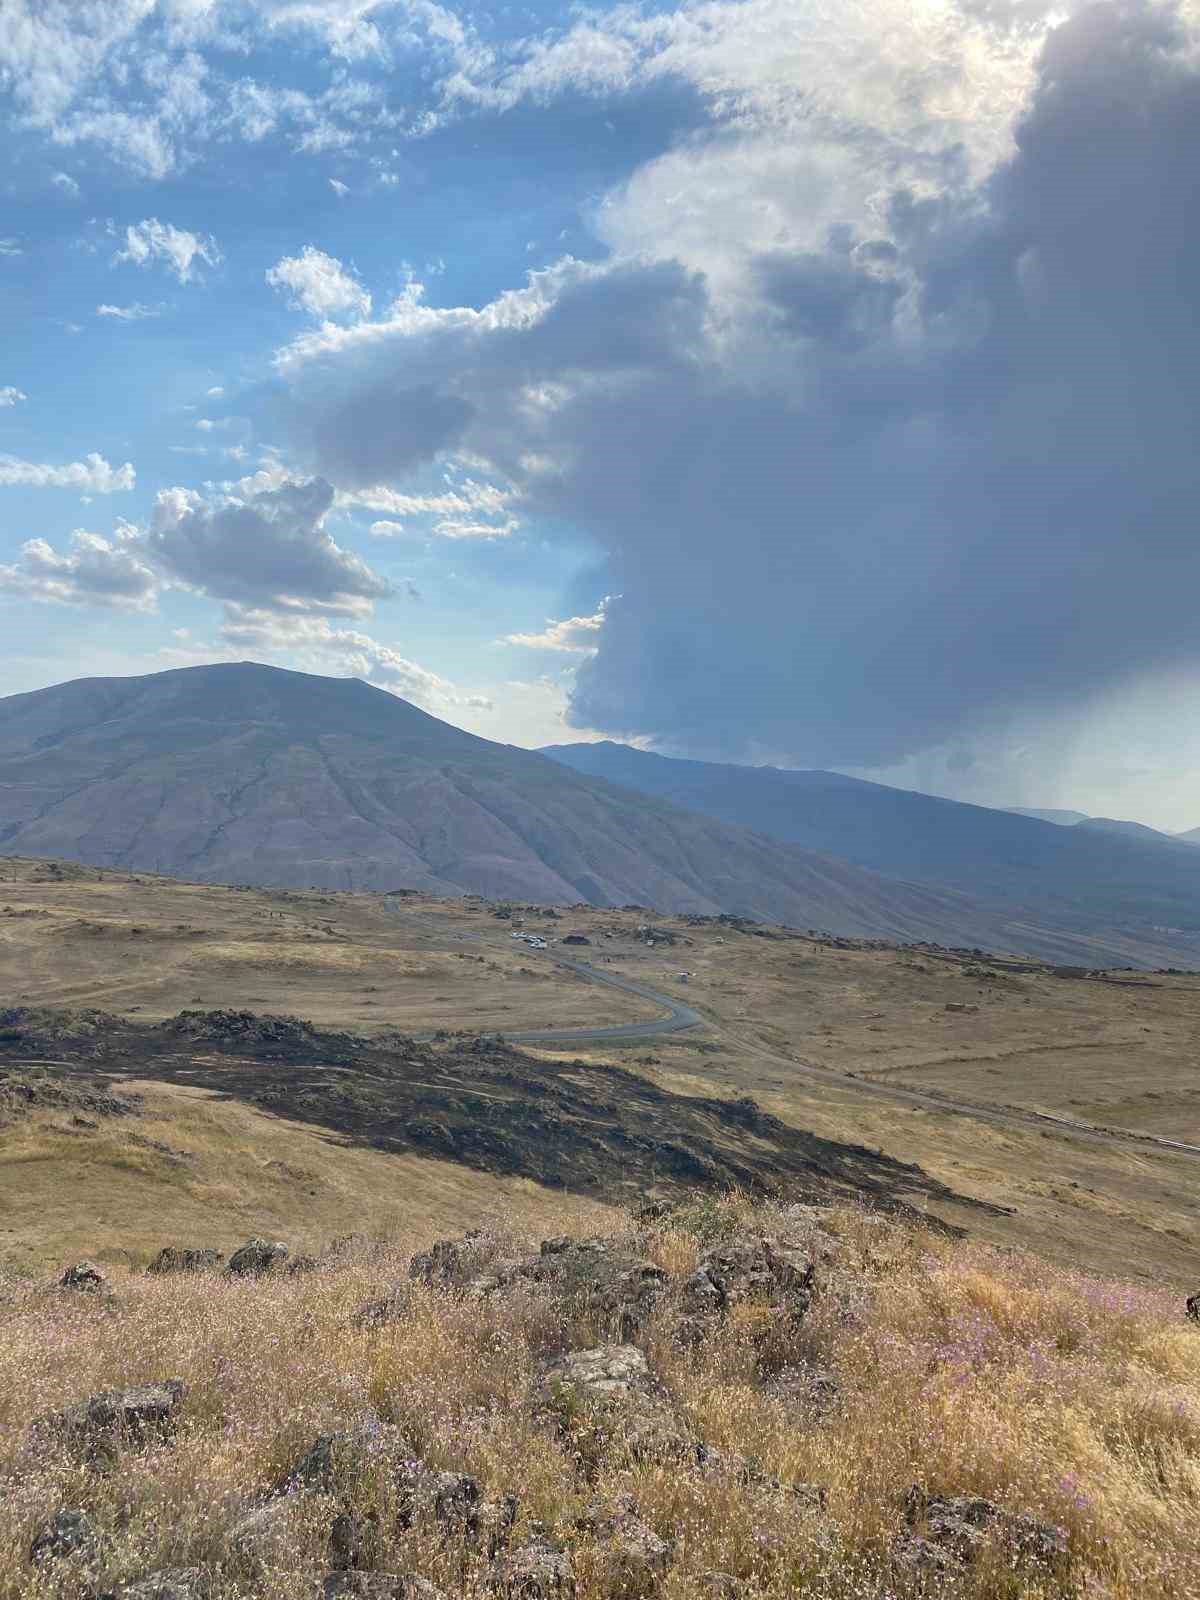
146, 1247, 223, 1275
274, 1421, 407, 1496
330, 1510, 381, 1572
227, 1238, 289, 1277
39, 1379, 187, 1458
287, 1254, 322, 1276
99, 1572, 210, 1600
523, 1239, 669, 1337
535, 1345, 696, 1468
349, 1289, 410, 1330
323, 1576, 445, 1599
489, 1532, 576, 1598
394, 1462, 481, 1538
576, 1494, 672, 1598
905, 1489, 1068, 1569
1186, 1292, 1200, 1322
30, 1508, 108, 1567
59, 1260, 108, 1292
227, 1499, 307, 1569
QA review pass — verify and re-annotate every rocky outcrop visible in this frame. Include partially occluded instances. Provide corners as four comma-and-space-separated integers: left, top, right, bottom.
37, 1380, 187, 1460
226, 1238, 289, 1277
488, 1530, 575, 1598
30, 1508, 108, 1568
575, 1494, 672, 1598
899, 1489, 1068, 1573
534, 1344, 696, 1469
147, 1247, 223, 1275
58, 1260, 108, 1292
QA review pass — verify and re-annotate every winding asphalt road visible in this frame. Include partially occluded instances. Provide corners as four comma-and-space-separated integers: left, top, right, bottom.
386, 902, 1200, 1160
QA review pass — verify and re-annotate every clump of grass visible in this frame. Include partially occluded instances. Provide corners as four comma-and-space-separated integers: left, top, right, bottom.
1, 1196, 1197, 1598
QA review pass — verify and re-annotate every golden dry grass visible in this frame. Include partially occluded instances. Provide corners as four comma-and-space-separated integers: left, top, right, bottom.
2, 1197, 1198, 1599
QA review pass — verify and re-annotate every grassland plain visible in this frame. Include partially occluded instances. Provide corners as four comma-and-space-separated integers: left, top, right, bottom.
1, 1196, 1198, 1600
3, 856, 1200, 1285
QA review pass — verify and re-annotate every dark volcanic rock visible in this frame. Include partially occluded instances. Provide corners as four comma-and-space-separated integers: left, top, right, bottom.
275, 1421, 407, 1497
349, 1288, 411, 1330
59, 1260, 108, 1292
38, 1379, 187, 1458
100, 1571, 210, 1600
323, 1575, 445, 1599
147, 1247, 223, 1274
904, 1489, 1068, 1569
30, 1508, 108, 1567
575, 1494, 672, 1597
226, 1237, 289, 1277
489, 1532, 576, 1598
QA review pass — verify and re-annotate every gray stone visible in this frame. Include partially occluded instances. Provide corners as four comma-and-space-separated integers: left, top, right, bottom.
323, 1575, 445, 1599
349, 1289, 411, 1330
39, 1379, 187, 1457
274, 1421, 406, 1496
30, 1508, 107, 1567
101, 1571, 210, 1600
489, 1534, 576, 1598
576, 1495, 672, 1598
59, 1261, 107, 1292
536, 1345, 696, 1467
227, 1238, 289, 1276
146, 1247, 223, 1275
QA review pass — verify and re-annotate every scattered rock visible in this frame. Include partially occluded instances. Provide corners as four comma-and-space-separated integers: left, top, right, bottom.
227, 1499, 307, 1569
698, 1446, 826, 1508
147, 1247, 223, 1275
30, 1508, 108, 1567
489, 1531, 576, 1598
330, 1510, 381, 1572
227, 1238, 289, 1277
576, 1494, 672, 1598
287, 1254, 322, 1276
692, 1576, 742, 1599
59, 1260, 108, 1292
535, 1345, 695, 1467
349, 1288, 411, 1330
1186, 1291, 1200, 1322
323, 1576, 445, 1599
38, 1379, 187, 1458
758, 1363, 841, 1418
904, 1489, 1068, 1569
394, 1461, 481, 1539
99, 1571, 210, 1600
275, 1421, 406, 1496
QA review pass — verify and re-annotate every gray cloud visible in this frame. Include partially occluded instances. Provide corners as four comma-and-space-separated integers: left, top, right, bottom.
147, 476, 391, 614
273, 1, 1200, 770
0, 527, 158, 611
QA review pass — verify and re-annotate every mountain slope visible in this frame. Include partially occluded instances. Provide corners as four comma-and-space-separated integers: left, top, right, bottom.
0, 663, 1029, 944
1005, 807, 1091, 826
541, 742, 1200, 963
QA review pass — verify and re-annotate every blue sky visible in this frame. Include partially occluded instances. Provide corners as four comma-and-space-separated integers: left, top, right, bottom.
3, 1, 1200, 825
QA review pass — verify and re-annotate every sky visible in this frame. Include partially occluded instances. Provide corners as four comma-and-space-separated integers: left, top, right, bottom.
2, 0, 1199, 826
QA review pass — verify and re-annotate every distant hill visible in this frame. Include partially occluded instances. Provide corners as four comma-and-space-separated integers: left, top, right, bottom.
1073, 817, 1177, 843
0, 663, 1045, 947
1005, 807, 1091, 826
541, 742, 1200, 966
1177, 827, 1200, 845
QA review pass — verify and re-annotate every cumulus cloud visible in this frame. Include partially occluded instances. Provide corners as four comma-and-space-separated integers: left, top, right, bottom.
266, 246, 370, 321
268, 1, 1200, 774
0, 525, 158, 610
114, 217, 220, 282
0, 386, 26, 406
51, 170, 79, 195
146, 474, 390, 613
218, 607, 488, 711
505, 604, 608, 652
0, 452, 135, 493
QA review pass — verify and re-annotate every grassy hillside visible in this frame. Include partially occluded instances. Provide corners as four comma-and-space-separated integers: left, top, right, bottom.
2, 1195, 1197, 1599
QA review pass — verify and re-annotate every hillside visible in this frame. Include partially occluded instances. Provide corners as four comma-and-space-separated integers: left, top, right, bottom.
0, 663, 1026, 947
1, 1193, 1195, 1600
542, 743, 1200, 963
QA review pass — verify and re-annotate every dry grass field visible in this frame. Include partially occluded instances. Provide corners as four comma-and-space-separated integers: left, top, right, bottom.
1, 1195, 1197, 1600
2, 855, 1199, 1291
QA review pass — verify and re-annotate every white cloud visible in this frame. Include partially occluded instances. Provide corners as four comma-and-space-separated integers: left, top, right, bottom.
114, 217, 220, 282
97, 301, 161, 320
329, 177, 350, 197
206, 384, 225, 397
505, 604, 608, 653
0, 239, 22, 257
51, 170, 80, 196
0, 452, 135, 493
0, 387, 26, 407
369, 519, 405, 536
0, 525, 158, 610
266, 246, 371, 321
345, 474, 519, 538
218, 606, 485, 712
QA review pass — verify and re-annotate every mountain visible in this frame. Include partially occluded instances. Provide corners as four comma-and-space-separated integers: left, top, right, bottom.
1005, 807, 1091, 826
540, 742, 1200, 965
1176, 827, 1200, 845
0, 662, 1036, 944
1073, 817, 1177, 843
